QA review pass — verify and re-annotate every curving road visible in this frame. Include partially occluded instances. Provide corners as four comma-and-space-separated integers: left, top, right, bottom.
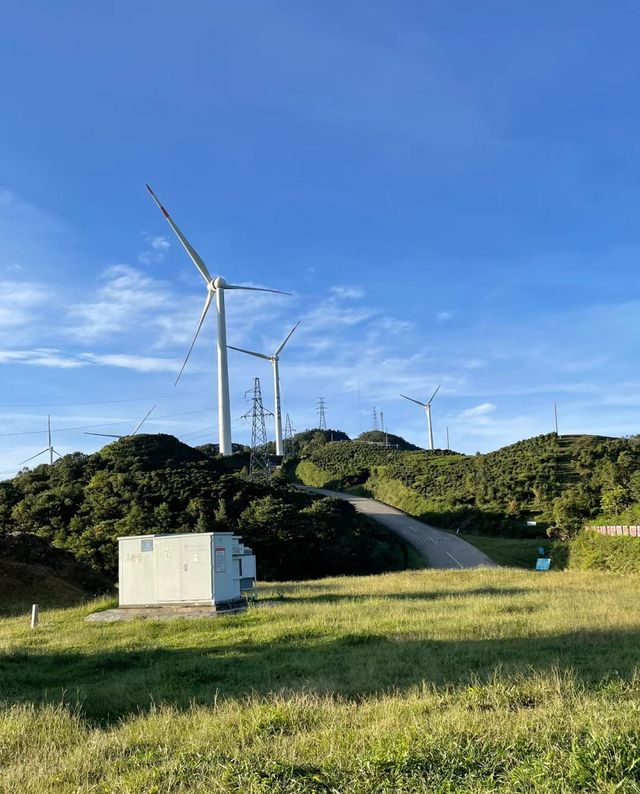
298, 486, 497, 569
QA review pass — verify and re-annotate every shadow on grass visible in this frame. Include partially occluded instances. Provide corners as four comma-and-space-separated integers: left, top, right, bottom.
1, 626, 639, 723
269, 587, 533, 604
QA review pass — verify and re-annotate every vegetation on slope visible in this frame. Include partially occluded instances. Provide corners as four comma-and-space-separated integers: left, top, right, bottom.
291, 432, 640, 541
0, 434, 414, 587
1, 568, 639, 791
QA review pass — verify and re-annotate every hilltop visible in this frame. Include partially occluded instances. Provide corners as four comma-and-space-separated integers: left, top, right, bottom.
291, 431, 640, 538
0, 434, 416, 602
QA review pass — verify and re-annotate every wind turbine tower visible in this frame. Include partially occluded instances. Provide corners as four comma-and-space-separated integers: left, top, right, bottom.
21, 416, 62, 467
146, 185, 289, 456
228, 321, 300, 456
400, 385, 441, 451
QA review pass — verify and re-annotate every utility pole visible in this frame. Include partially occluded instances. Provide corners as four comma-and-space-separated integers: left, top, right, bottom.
446, 426, 450, 451
317, 397, 327, 431
242, 378, 273, 482
380, 410, 388, 447
283, 413, 295, 459
554, 403, 559, 436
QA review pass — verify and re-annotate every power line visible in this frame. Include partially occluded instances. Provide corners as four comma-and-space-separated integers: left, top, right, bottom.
0, 389, 206, 410
0, 408, 213, 438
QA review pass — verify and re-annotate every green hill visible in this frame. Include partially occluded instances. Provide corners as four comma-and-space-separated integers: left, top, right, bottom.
0, 434, 416, 591
291, 432, 640, 538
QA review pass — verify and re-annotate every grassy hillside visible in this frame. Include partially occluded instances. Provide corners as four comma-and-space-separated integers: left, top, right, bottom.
0, 434, 416, 586
291, 433, 640, 540
1, 568, 639, 791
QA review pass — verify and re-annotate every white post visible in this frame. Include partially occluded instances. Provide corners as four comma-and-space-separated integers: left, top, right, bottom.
273, 358, 283, 456
31, 604, 39, 629
216, 289, 232, 456
426, 404, 434, 450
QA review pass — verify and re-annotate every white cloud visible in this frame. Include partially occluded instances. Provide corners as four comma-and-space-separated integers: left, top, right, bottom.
67, 265, 171, 340
460, 402, 497, 419
437, 310, 454, 322
80, 352, 181, 373
330, 286, 365, 300
0, 348, 83, 368
0, 280, 47, 329
138, 234, 171, 265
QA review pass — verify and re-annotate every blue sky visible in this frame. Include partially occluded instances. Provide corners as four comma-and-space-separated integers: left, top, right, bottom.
2, 1, 640, 474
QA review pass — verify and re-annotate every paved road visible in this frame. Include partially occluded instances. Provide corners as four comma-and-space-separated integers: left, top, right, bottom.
298, 486, 497, 569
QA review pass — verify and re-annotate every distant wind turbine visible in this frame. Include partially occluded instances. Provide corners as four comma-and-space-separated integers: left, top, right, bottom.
228, 321, 300, 456
84, 405, 157, 440
146, 185, 289, 456
400, 385, 441, 451
20, 416, 62, 466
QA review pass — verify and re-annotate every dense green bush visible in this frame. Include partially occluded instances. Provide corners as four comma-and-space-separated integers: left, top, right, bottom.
0, 434, 411, 583
293, 433, 640, 538
569, 531, 640, 573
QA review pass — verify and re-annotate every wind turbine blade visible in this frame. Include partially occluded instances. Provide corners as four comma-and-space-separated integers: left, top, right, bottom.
131, 404, 157, 435
427, 384, 441, 405
84, 432, 124, 438
52, 449, 63, 459
223, 284, 291, 296
146, 185, 212, 284
227, 345, 271, 361
175, 291, 214, 385
20, 449, 49, 465
400, 393, 427, 407
274, 320, 301, 357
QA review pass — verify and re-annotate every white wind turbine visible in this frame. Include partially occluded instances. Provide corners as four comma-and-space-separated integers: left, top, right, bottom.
20, 416, 62, 466
84, 405, 157, 440
146, 185, 289, 456
228, 321, 301, 456
400, 385, 441, 451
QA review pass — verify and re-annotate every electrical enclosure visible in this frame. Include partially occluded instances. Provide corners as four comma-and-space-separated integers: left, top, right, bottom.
118, 532, 256, 607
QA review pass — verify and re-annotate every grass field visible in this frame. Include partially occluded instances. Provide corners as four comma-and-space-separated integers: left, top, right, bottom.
1, 568, 640, 792
460, 535, 560, 569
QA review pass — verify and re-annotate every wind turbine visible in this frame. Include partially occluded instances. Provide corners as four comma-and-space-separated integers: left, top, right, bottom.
400, 385, 441, 451
146, 185, 289, 456
228, 321, 300, 456
84, 405, 157, 440
20, 416, 62, 466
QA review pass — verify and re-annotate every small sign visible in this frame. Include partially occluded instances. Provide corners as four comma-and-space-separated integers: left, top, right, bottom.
526, 520, 537, 526
214, 547, 226, 573
141, 539, 153, 552
535, 557, 551, 571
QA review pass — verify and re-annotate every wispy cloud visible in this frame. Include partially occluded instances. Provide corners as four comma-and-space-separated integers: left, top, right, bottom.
138, 234, 170, 265
66, 265, 171, 340
460, 402, 497, 419
330, 285, 365, 300
81, 352, 181, 373
0, 348, 83, 368
437, 310, 454, 322
0, 280, 46, 329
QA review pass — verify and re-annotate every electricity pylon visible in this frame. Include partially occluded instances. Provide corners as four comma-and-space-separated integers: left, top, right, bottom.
242, 378, 273, 482
316, 397, 327, 431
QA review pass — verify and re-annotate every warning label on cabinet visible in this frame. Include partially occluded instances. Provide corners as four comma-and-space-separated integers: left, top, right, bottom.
214, 547, 226, 573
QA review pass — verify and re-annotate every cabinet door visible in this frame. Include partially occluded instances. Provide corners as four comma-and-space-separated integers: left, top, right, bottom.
180, 536, 212, 601
155, 536, 182, 602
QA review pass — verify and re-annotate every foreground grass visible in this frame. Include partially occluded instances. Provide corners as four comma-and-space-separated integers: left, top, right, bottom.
1, 568, 640, 792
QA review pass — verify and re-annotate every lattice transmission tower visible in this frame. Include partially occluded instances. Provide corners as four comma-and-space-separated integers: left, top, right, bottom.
372, 406, 379, 431
283, 413, 296, 459
242, 377, 273, 482
316, 397, 327, 431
